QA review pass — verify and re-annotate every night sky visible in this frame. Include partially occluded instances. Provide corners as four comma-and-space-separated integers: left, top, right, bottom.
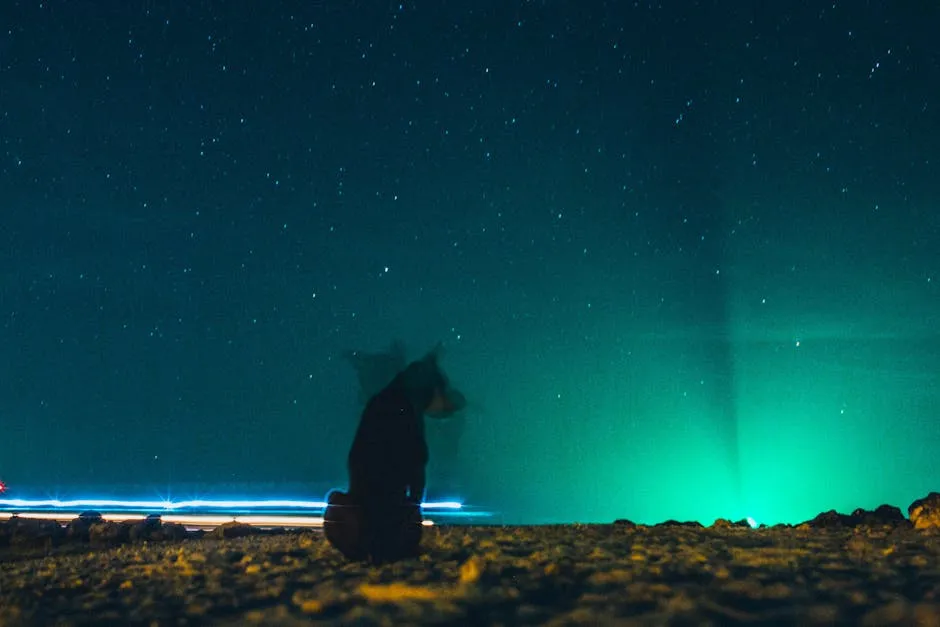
1, 1, 938, 525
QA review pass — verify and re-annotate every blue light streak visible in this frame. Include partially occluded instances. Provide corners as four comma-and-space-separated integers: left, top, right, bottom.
0, 497, 464, 511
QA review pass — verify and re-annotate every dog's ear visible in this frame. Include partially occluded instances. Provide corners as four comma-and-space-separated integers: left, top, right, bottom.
389, 339, 407, 361
424, 341, 445, 363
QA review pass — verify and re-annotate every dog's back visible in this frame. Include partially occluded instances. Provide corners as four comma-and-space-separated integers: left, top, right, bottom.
347, 378, 428, 504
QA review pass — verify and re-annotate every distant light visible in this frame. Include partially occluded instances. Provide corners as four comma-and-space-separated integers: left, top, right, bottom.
421, 501, 462, 510
230, 515, 324, 527
747, 516, 758, 529
0, 512, 443, 529
0, 512, 325, 527
0, 497, 463, 511
166, 514, 242, 526
105, 513, 148, 522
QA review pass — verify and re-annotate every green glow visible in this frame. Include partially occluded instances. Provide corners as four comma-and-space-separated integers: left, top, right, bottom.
733, 335, 938, 526
451, 320, 938, 525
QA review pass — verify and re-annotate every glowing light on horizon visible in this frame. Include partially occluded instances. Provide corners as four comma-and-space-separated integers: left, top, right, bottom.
0, 497, 464, 511
0, 511, 439, 528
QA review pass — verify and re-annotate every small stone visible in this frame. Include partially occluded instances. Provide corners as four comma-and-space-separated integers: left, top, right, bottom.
359, 583, 441, 602
459, 555, 484, 584
209, 521, 256, 539
861, 600, 912, 626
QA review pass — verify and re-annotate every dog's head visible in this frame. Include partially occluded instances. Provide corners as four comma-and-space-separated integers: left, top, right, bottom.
400, 343, 466, 418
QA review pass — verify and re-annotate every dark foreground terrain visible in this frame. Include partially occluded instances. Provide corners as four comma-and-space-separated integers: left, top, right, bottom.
1, 521, 939, 626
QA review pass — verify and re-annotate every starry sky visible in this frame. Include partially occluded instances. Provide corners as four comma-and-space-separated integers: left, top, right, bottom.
1, 1, 938, 525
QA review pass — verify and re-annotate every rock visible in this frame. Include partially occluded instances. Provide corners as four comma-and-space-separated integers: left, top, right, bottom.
129, 517, 190, 542
712, 518, 751, 529
161, 522, 190, 541
89, 521, 131, 546
9, 517, 63, 551
78, 510, 103, 523
129, 514, 163, 542
66, 513, 99, 542
799, 505, 912, 529
0, 519, 11, 548
851, 505, 910, 528
657, 520, 704, 528
209, 521, 255, 539
800, 510, 851, 529
611, 519, 636, 528
908, 492, 940, 530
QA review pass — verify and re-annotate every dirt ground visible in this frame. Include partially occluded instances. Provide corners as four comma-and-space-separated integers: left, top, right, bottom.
1, 523, 939, 626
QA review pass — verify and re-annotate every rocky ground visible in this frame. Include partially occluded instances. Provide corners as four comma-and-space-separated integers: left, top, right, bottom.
1, 510, 939, 626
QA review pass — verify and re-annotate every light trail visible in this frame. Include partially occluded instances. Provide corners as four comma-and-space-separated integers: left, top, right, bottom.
0, 497, 463, 511
0, 494, 493, 528
0, 511, 439, 529
0, 493, 493, 526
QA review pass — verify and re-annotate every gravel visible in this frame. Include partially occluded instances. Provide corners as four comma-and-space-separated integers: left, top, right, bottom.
1, 523, 938, 626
